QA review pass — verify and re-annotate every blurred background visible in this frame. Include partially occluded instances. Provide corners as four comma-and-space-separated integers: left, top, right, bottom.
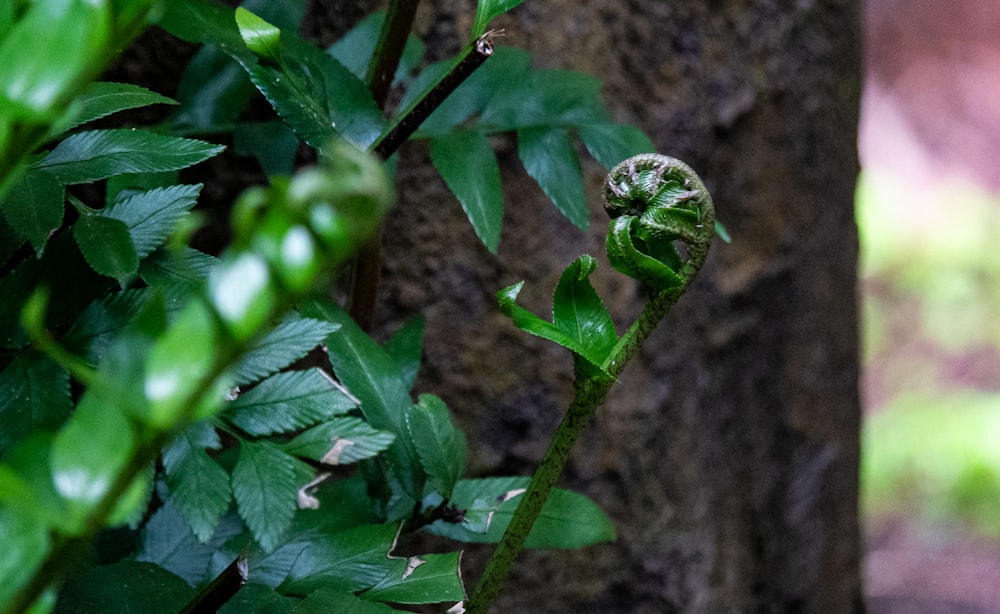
859, 0, 1000, 611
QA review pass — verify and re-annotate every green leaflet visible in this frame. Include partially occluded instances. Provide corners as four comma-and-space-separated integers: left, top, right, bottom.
327, 11, 424, 84
73, 214, 139, 286
429, 130, 503, 252
136, 500, 243, 585
426, 476, 616, 549
222, 369, 357, 437
517, 126, 587, 230
359, 552, 464, 604
101, 183, 203, 260
281, 417, 395, 466
278, 523, 400, 594
471, 0, 526, 41
31, 129, 225, 185
497, 255, 617, 378
576, 122, 656, 171
0, 353, 71, 457
230, 315, 340, 385
301, 300, 424, 500
162, 422, 232, 542
235, 7, 283, 65
405, 395, 467, 499
0, 166, 63, 256
57, 82, 178, 135
382, 315, 425, 392
54, 561, 194, 614
232, 440, 312, 553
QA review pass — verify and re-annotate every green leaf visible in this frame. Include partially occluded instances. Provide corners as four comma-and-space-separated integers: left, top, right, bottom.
430, 130, 503, 252
102, 184, 202, 259
224, 369, 357, 436
517, 126, 587, 229
299, 589, 396, 613
157, 0, 247, 49
497, 256, 617, 376
282, 417, 395, 466
55, 561, 194, 613
426, 477, 616, 549
59, 82, 178, 134
551, 254, 618, 369
301, 300, 423, 499
62, 289, 151, 365
361, 552, 464, 604
576, 123, 655, 171
0, 215, 21, 268
136, 500, 244, 586
0, 353, 71, 457
383, 316, 425, 392
217, 583, 299, 614
0, 504, 50, 608
0, 0, 109, 122
328, 11, 424, 84
162, 422, 233, 542
32, 129, 225, 185
479, 68, 606, 132
278, 523, 399, 594
0, 167, 64, 256
471, 0, 526, 40
406, 395, 466, 498
606, 216, 684, 290
235, 7, 283, 64
232, 440, 311, 552
231, 315, 339, 385
73, 214, 139, 285
139, 247, 219, 291
172, 46, 255, 131
50, 392, 137, 529
234, 121, 298, 177
237, 37, 386, 150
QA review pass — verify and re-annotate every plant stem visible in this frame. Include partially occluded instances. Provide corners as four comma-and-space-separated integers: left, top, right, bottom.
366, 0, 421, 108
371, 31, 496, 160
467, 286, 687, 613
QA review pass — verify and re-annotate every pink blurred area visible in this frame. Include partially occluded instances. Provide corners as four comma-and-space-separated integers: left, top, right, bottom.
861, 0, 1000, 190
861, 2, 1000, 612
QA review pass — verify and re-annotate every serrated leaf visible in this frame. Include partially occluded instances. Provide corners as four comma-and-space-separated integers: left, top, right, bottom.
278, 523, 399, 594
0, 167, 64, 256
237, 37, 386, 150
406, 395, 466, 498
55, 561, 194, 613
59, 82, 178, 134
232, 440, 310, 553
479, 68, 605, 132
426, 477, 616, 549
0, 353, 71, 456
497, 256, 617, 377
471, 0, 526, 40
517, 126, 587, 229
430, 130, 503, 252
136, 499, 243, 586
282, 417, 395, 466
102, 184, 202, 259
231, 315, 339, 385
162, 422, 232, 542
224, 369, 356, 436
32, 129, 224, 185
383, 316, 425, 392
139, 246, 219, 291
576, 123, 655, 171
62, 289, 151, 365
361, 552, 464, 604
73, 214, 139, 284
300, 301, 423, 499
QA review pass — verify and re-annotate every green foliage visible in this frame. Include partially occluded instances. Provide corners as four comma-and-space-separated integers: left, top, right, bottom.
0, 0, 695, 611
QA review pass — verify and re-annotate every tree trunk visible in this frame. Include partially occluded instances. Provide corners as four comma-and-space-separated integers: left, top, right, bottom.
373, 0, 864, 611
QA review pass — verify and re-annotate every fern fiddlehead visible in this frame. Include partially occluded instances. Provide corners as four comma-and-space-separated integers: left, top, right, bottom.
469, 155, 715, 612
